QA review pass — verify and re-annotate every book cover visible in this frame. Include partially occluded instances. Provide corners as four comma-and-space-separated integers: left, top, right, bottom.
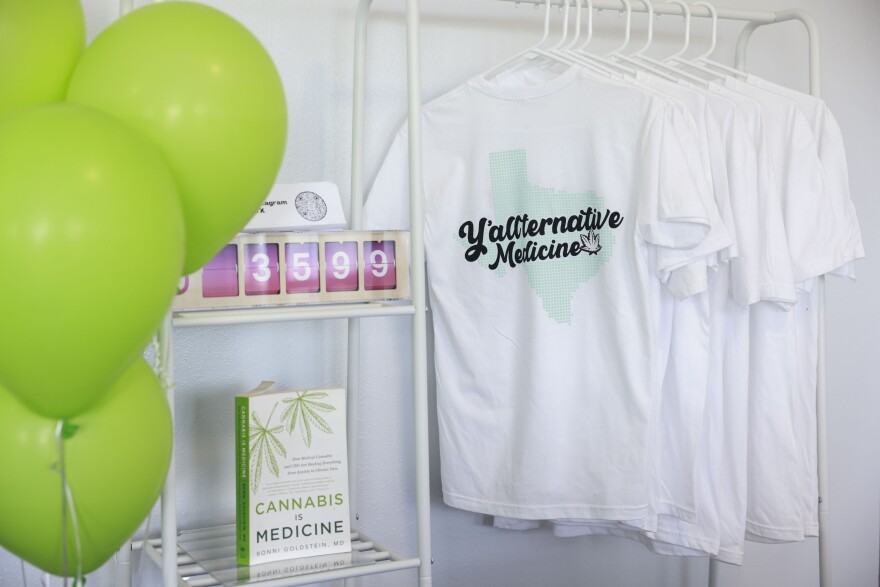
236, 382, 351, 566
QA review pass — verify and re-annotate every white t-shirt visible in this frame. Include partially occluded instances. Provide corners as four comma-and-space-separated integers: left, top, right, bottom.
547, 82, 782, 564
364, 69, 722, 520
500, 66, 734, 530
716, 78, 817, 543
485, 66, 733, 533
746, 74, 864, 537
639, 84, 778, 564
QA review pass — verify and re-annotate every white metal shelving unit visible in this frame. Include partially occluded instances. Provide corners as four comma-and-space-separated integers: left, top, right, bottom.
130, 1, 832, 587
136, 0, 432, 585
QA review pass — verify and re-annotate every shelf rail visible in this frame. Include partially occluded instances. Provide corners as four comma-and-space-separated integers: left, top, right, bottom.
351, 2, 432, 586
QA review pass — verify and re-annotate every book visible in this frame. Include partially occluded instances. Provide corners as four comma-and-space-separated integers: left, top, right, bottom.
236, 382, 351, 566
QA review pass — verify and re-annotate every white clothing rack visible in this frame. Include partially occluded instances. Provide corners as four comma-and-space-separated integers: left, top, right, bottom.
353, 0, 830, 586
485, 2, 829, 587
121, 2, 828, 587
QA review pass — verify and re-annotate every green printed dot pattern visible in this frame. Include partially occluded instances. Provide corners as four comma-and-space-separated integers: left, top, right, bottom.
459, 149, 615, 325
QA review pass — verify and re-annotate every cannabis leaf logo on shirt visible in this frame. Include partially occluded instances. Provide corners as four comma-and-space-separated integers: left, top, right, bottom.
250, 403, 287, 494
580, 230, 602, 255
280, 391, 336, 448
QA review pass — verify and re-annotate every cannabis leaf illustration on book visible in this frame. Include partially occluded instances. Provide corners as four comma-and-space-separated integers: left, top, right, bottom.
250, 403, 287, 494
280, 391, 336, 448
580, 230, 602, 255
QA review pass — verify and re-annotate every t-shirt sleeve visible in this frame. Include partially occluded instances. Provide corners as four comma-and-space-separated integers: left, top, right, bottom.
815, 106, 865, 280
783, 107, 864, 282
643, 104, 733, 296
741, 111, 798, 308
363, 126, 412, 231
636, 104, 714, 260
703, 104, 739, 262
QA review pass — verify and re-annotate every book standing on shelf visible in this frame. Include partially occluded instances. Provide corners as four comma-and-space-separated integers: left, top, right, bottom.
236, 382, 351, 566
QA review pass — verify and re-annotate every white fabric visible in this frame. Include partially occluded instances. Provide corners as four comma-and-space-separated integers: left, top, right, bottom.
706, 81, 806, 543
364, 69, 723, 520
366, 60, 863, 565
497, 65, 733, 533
746, 75, 865, 537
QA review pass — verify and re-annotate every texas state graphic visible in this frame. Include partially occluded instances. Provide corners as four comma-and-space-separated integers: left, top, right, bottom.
465, 149, 616, 325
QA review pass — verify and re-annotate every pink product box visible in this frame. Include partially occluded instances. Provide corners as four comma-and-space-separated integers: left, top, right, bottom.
173, 231, 411, 312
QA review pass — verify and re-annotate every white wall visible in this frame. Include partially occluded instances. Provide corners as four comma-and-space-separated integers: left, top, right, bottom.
5, 0, 879, 586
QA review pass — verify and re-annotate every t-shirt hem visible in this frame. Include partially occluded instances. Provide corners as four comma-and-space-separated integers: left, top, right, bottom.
651, 528, 718, 557
745, 519, 805, 543
714, 546, 745, 566
493, 517, 541, 531
443, 491, 648, 521
656, 501, 697, 524
758, 282, 798, 309
804, 523, 819, 537
792, 243, 866, 284
656, 232, 735, 277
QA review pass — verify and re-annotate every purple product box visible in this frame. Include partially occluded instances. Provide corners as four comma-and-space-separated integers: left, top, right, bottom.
202, 245, 239, 298
363, 241, 397, 291
325, 242, 359, 293
285, 242, 320, 294
244, 243, 280, 296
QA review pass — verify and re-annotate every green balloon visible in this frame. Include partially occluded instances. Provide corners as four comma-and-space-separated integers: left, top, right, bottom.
0, 359, 172, 576
68, 1, 288, 274
0, 0, 85, 116
0, 104, 184, 419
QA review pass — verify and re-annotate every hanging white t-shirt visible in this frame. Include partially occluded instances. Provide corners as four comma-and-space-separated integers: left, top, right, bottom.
549, 82, 787, 565
487, 66, 732, 532
632, 81, 779, 564
364, 69, 724, 520
716, 78, 819, 543
745, 74, 864, 537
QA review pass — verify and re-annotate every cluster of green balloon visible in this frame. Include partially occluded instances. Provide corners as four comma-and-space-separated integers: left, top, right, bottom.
0, 360, 173, 575
0, 0, 286, 577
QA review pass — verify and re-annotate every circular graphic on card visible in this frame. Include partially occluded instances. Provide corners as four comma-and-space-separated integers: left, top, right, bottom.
295, 191, 328, 222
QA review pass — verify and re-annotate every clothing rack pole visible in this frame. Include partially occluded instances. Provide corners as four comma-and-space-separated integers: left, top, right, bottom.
352, 1, 433, 586
494, 2, 828, 587
737, 15, 830, 587
737, 17, 830, 587
497, 0, 777, 24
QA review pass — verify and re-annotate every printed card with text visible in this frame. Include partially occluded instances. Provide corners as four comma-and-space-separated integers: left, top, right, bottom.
236, 382, 351, 566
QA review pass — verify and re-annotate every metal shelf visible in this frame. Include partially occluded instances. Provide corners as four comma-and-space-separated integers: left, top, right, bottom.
172, 302, 416, 328
135, 525, 419, 587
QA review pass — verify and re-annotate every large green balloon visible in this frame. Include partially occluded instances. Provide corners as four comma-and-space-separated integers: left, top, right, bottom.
0, 359, 172, 576
68, 1, 287, 274
0, 104, 184, 419
0, 0, 85, 116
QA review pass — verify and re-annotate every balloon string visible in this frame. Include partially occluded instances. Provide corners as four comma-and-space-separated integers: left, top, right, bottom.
55, 422, 67, 587
64, 481, 84, 584
54, 423, 84, 587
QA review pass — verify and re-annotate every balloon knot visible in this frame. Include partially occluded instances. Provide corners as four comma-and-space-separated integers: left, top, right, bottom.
61, 421, 80, 440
